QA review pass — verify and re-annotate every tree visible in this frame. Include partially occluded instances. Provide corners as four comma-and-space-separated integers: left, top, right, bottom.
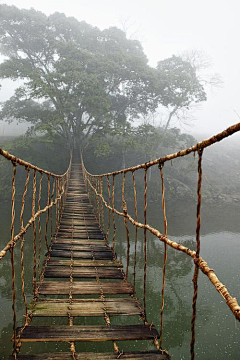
0, 5, 161, 149
157, 55, 207, 131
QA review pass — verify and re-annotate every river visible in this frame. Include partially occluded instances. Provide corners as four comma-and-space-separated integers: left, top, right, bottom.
0, 196, 239, 359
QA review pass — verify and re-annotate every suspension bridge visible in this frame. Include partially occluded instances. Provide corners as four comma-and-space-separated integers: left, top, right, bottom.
0, 123, 240, 360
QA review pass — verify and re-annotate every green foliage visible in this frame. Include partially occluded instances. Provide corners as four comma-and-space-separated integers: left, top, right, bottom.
0, 5, 161, 148
0, 135, 70, 201
157, 55, 207, 130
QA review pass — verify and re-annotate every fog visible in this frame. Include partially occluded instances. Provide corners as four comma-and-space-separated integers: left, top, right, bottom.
1, 0, 240, 137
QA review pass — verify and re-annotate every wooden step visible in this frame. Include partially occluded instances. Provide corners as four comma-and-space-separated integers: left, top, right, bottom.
57, 234, 104, 239
15, 325, 159, 342
51, 244, 111, 252
46, 259, 122, 267
48, 250, 113, 259
53, 239, 106, 245
29, 298, 142, 317
37, 281, 134, 295
9, 351, 170, 359
44, 267, 124, 279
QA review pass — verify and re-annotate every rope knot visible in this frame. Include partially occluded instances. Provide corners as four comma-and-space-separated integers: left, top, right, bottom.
158, 160, 164, 170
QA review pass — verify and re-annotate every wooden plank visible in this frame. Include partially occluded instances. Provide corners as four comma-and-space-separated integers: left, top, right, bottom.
37, 281, 134, 295
9, 351, 170, 359
53, 239, 106, 245
46, 259, 123, 267
51, 244, 111, 252
15, 325, 159, 342
57, 234, 104, 239
48, 250, 113, 259
29, 298, 142, 317
44, 267, 124, 279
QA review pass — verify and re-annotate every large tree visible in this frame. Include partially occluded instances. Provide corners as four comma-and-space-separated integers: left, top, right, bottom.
0, 5, 161, 149
157, 55, 207, 131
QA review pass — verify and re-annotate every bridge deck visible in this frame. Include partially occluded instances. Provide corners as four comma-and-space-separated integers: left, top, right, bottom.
12, 162, 170, 359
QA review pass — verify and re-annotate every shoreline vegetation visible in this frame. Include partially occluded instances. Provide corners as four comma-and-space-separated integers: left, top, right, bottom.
0, 128, 239, 205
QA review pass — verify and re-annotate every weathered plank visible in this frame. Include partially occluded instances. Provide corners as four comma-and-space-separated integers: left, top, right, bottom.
46, 259, 123, 267
9, 351, 170, 359
15, 325, 159, 342
51, 244, 111, 252
29, 298, 142, 317
37, 281, 134, 295
48, 250, 113, 259
44, 267, 124, 279
53, 239, 106, 245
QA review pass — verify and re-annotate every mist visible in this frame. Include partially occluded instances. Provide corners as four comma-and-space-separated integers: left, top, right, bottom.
0, 2, 240, 360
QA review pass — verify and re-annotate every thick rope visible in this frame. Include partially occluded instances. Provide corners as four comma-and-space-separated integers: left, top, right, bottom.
190, 149, 203, 360
122, 173, 130, 280
143, 167, 148, 320
159, 162, 168, 349
132, 171, 138, 290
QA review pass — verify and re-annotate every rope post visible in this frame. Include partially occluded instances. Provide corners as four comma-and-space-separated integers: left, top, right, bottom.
159, 161, 168, 350
106, 175, 111, 246
190, 148, 203, 360
132, 171, 138, 291
45, 175, 51, 252
32, 169, 37, 299
37, 173, 43, 277
10, 162, 17, 358
122, 172, 130, 280
111, 175, 117, 256
143, 166, 148, 321
20, 167, 30, 323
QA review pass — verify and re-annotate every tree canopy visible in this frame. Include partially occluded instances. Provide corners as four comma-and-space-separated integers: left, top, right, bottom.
157, 55, 207, 130
0, 5, 161, 148
0, 5, 207, 149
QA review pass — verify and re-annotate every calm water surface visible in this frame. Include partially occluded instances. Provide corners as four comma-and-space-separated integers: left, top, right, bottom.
0, 199, 239, 360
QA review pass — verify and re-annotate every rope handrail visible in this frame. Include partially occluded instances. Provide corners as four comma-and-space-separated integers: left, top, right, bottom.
0, 147, 69, 177
83, 121, 240, 177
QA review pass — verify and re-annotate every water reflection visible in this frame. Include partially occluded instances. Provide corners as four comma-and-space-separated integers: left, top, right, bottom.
0, 198, 240, 359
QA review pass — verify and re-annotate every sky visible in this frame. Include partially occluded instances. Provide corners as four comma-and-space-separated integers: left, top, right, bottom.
1, 0, 240, 137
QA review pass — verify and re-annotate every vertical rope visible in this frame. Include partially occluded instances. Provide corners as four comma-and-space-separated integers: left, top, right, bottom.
190, 148, 203, 360
100, 177, 104, 230
10, 162, 17, 358
45, 175, 51, 252
111, 175, 116, 254
32, 170, 37, 298
143, 167, 148, 319
37, 173, 43, 277
159, 162, 168, 349
97, 177, 101, 225
20, 167, 30, 321
132, 171, 138, 290
122, 172, 130, 280
50, 177, 56, 239
106, 175, 111, 246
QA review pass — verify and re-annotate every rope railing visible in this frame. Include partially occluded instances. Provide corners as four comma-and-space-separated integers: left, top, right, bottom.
0, 147, 72, 358
81, 122, 240, 359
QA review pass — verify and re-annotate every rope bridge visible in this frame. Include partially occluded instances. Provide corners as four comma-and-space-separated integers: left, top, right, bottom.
0, 122, 240, 359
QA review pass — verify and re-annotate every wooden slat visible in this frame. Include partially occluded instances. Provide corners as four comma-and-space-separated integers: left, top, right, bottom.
9, 351, 170, 359
44, 267, 124, 279
57, 234, 104, 239
29, 298, 142, 317
15, 325, 159, 342
53, 239, 106, 245
51, 244, 111, 251
48, 250, 113, 259
46, 259, 123, 267
37, 281, 134, 295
